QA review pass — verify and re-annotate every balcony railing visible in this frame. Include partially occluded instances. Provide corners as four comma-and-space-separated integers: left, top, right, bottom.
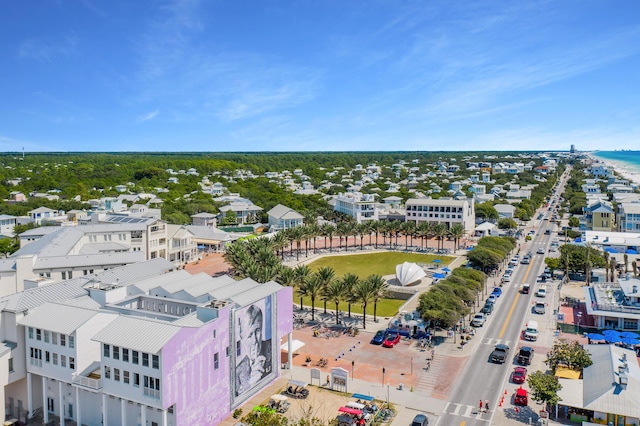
72, 374, 102, 390
144, 388, 160, 399
29, 358, 42, 368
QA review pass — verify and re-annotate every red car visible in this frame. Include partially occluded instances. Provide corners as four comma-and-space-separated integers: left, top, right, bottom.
382, 331, 401, 348
512, 367, 527, 384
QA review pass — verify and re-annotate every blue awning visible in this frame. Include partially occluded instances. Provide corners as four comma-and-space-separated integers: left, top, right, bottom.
604, 247, 617, 253
574, 238, 582, 243
626, 249, 638, 254
433, 273, 446, 279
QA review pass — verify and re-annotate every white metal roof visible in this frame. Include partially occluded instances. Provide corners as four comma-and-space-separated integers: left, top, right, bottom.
34, 252, 144, 269
91, 316, 181, 354
19, 302, 102, 334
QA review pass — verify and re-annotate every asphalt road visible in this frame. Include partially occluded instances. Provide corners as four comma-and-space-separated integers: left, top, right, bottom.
437, 169, 570, 426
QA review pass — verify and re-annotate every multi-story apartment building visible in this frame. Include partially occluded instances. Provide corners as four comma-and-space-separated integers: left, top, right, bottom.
1, 259, 293, 425
584, 200, 615, 231
333, 192, 378, 223
405, 198, 475, 234
618, 202, 640, 233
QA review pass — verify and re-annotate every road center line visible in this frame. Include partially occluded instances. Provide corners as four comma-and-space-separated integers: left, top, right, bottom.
499, 261, 533, 339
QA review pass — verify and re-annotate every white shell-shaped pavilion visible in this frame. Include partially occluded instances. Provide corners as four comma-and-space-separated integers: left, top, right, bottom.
395, 262, 426, 286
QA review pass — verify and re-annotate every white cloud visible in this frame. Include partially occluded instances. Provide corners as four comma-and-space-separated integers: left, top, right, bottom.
139, 110, 160, 122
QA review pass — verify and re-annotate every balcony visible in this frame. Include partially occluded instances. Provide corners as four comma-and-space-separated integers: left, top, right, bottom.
72, 363, 103, 390
144, 388, 160, 399
29, 358, 42, 368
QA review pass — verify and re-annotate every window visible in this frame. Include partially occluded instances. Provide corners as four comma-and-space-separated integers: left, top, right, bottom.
104, 366, 111, 379
69, 335, 75, 349
45, 351, 50, 363
52, 333, 57, 345
123, 370, 130, 384
236, 340, 241, 357
60, 334, 66, 347
122, 348, 129, 362
53, 354, 58, 365
114, 368, 120, 382
68, 271, 73, 279
133, 373, 140, 387
8, 358, 13, 373
213, 329, 217, 339
132, 351, 139, 365
113, 346, 120, 361
44, 331, 50, 343
61, 272, 66, 280
61, 355, 66, 368
152, 355, 159, 369
226, 346, 229, 357
69, 357, 75, 369
214, 353, 219, 370
28, 327, 33, 339
142, 353, 149, 367
103, 344, 110, 358
36, 329, 41, 341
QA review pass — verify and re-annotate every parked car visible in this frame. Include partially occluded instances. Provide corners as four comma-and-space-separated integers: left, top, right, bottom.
487, 295, 497, 305
517, 346, 535, 365
411, 414, 429, 426
371, 330, 387, 345
382, 331, 401, 348
502, 274, 512, 283
481, 302, 494, 315
514, 388, 528, 406
471, 313, 486, 327
536, 287, 547, 298
521, 256, 530, 264
491, 287, 502, 298
533, 302, 546, 314
512, 367, 527, 384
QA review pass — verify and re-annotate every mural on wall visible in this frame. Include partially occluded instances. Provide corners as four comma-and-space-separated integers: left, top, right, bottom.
233, 295, 275, 401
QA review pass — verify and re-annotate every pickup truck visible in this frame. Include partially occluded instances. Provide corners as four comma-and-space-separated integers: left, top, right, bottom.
517, 346, 535, 365
490, 344, 510, 364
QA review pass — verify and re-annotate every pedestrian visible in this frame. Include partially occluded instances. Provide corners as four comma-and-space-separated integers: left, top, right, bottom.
479, 400, 483, 412
485, 400, 489, 412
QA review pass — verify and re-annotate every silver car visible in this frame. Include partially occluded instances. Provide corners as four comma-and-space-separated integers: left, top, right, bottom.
471, 313, 486, 327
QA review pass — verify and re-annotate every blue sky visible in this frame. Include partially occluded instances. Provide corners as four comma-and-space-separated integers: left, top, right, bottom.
2, 1, 640, 152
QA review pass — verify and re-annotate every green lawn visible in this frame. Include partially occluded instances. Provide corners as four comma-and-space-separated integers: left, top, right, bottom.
308, 252, 454, 280
294, 293, 405, 318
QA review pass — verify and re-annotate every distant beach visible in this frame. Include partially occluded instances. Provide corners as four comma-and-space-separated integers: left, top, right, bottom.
590, 151, 640, 186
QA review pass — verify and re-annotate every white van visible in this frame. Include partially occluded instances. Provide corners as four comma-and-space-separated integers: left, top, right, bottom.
524, 320, 539, 341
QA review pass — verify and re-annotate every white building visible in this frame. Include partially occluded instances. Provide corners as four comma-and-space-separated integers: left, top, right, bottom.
333, 192, 379, 223
405, 198, 475, 234
267, 204, 304, 231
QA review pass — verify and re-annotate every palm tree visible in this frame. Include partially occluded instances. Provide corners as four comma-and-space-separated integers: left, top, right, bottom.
448, 223, 465, 251
294, 264, 311, 309
352, 278, 375, 329
633, 260, 638, 278
321, 223, 336, 253
298, 273, 324, 321
306, 223, 320, 254
401, 221, 416, 250
323, 279, 345, 325
370, 221, 381, 249
337, 222, 351, 252
357, 223, 369, 250
316, 266, 336, 315
341, 273, 360, 317
271, 231, 288, 260
291, 226, 306, 261
610, 258, 617, 281
604, 251, 610, 281
277, 266, 297, 288
433, 223, 448, 251
624, 253, 629, 273
390, 220, 402, 248
415, 221, 430, 250
367, 274, 389, 322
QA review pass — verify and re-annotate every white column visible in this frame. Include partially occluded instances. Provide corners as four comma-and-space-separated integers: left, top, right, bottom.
75, 387, 81, 426
288, 333, 293, 368
58, 381, 65, 426
102, 394, 107, 426
121, 399, 126, 426
42, 376, 48, 424
27, 372, 33, 418
141, 404, 146, 426
162, 408, 168, 426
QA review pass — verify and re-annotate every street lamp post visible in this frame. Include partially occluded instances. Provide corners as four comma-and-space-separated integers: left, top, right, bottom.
351, 360, 354, 381
382, 367, 386, 386
576, 312, 582, 334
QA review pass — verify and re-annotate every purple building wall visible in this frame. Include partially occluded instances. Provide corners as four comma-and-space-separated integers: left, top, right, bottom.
160, 286, 293, 426
162, 305, 232, 425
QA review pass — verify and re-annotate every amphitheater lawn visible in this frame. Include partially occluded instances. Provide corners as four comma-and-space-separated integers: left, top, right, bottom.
308, 252, 453, 280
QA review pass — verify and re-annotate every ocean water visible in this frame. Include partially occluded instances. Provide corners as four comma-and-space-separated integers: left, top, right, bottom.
592, 151, 640, 174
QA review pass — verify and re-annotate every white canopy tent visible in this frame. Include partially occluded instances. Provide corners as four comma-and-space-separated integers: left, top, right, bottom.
280, 339, 306, 353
